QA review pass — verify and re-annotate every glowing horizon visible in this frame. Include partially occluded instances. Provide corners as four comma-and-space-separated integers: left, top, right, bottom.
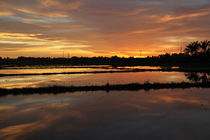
0, 0, 210, 57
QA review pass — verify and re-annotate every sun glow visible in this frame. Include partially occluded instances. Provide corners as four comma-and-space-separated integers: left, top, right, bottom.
0, 0, 209, 57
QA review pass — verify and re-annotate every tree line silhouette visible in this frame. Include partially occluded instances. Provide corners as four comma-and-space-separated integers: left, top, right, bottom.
0, 40, 210, 67
1, 81, 210, 96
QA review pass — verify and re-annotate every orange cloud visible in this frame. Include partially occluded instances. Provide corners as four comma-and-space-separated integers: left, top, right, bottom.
0, 11, 14, 16
40, 0, 82, 10
0, 0, 210, 57
158, 11, 209, 23
0, 106, 16, 111
15, 8, 69, 18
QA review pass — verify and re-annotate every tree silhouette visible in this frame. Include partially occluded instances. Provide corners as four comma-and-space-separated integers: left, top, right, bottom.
184, 41, 200, 56
185, 72, 210, 83
184, 72, 200, 82
199, 40, 210, 54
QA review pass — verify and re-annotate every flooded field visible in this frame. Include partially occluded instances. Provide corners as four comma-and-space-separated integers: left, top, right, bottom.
0, 66, 192, 89
0, 66, 210, 140
0, 65, 115, 74
0, 71, 190, 89
1, 89, 210, 140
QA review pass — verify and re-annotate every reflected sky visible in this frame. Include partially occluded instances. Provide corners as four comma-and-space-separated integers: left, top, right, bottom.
0, 71, 189, 89
0, 67, 114, 74
0, 66, 189, 89
1, 89, 210, 140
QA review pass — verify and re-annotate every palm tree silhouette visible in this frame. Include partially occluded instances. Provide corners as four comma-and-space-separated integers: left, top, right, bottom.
199, 40, 210, 53
185, 72, 210, 83
184, 72, 200, 82
200, 73, 209, 83
184, 41, 200, 55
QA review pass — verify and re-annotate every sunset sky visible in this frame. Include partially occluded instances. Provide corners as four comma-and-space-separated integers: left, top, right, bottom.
0, 0, 210, 57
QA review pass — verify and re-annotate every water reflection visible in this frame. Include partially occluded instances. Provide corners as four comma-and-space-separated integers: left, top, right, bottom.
1, 89, 210, 140
0, 72, 188, 89
185, 72, 210, 83
0, 67, 115, 74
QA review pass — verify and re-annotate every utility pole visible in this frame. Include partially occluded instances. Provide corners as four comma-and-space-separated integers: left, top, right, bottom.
139, 50, 141, 58
63, 51, 64, 58
180, 41, 183, 53
180, 46, 183, 53
68, 53, 70, 58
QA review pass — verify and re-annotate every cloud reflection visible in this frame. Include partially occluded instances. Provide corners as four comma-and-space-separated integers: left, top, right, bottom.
1, 89, 210, 139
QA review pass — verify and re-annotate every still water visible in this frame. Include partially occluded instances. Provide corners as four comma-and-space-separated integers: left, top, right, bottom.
1, 89, 210, 140
0, 66, 115, 74
0, 72, 189, 88
0, 66, 209, 140
0, 72, 189, 89
0, 66, 189, 89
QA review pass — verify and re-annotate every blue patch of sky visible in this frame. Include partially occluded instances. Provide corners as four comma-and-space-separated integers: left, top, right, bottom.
1, 10, 72, 24
0, 16, 22, 21
51, 28, 93, 33
25, 17, 72, 24
127, 0, 209, 6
